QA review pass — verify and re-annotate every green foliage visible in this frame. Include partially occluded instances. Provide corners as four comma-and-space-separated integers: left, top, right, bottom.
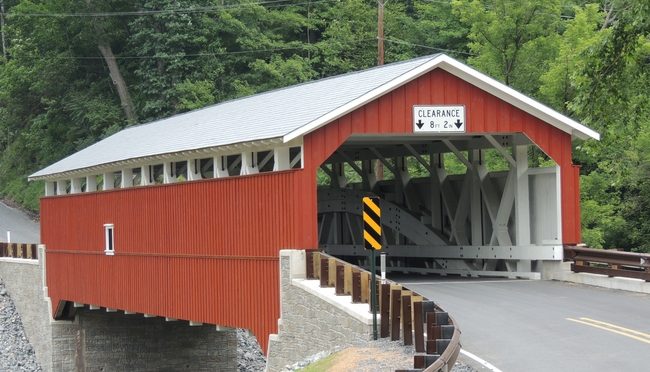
0, 0, 647, 253
452, 0, 562, 95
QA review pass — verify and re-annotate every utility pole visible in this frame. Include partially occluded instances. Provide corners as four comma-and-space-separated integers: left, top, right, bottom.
1, 0, 7, 59
375, 0, 386, 180
377, 0, 385, 66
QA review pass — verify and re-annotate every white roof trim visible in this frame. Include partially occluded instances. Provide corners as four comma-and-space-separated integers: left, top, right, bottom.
29, 137, 285, 181
283, 54, 599, 143
436, 56, 600, 141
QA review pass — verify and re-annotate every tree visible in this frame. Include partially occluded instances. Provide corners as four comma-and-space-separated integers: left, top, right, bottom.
451, 0, 562, 95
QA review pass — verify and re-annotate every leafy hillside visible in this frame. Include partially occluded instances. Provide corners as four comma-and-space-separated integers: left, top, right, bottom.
0, 0, 648, 251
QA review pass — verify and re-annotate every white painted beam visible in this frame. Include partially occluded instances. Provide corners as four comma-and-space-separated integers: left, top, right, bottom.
144, 313, 155, 318
45, 182, 56, 197
514, 145, 532, 272
188, 158, 202, 181
124, 310, 136, 315
273, 147, 290, 171
89, 305, 100, 310
490, 169, 515, 246
73, 302, 85, 308
121, 168, 133, 188
514, 145, 531, 245
165, 317, 177, 322
103, 172, 114, 191
240, 152, 259, 175
189, 321, 203, 326
56, 180, 68, 195
140, 165, 152, 186
469, 150, 483, 245
86, 175, 97, 192
429, 150, 444, 232
555, 165, 563, 243
214, 156, 229, 178
163, 162, 176, 183
106, 308, 117, 313
70, 178, 82, 194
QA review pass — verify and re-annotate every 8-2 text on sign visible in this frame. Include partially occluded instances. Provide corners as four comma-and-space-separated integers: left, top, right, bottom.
413, 105, 466, 133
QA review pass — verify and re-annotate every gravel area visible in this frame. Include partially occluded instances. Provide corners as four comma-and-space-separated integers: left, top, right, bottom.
1, 279, 473, 372
280, 338, 477, 372
237, 328, 267, 372
0, 280, 42, 372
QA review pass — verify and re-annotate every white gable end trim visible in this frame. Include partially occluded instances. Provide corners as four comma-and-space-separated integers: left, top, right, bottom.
283, 54, 600, 143
437, 57, 600, 141
282, 55, 448, 143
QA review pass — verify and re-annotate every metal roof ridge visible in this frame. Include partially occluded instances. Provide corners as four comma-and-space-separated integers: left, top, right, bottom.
119, 54, 441, 133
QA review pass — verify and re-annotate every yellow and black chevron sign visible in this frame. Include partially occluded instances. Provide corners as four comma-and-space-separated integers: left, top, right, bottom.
362, 196, 382, 250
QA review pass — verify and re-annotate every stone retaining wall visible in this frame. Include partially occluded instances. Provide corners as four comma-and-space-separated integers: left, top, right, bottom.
265, 250, 374, 371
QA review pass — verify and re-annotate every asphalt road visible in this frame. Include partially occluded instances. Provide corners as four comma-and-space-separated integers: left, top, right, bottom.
393, 275, 650, 371
0, 201, 39, 243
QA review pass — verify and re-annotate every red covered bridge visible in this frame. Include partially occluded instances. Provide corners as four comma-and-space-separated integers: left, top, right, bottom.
30, 54, 599, 352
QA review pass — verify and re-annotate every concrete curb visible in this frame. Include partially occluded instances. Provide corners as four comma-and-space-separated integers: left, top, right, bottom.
550, 271, 650, 294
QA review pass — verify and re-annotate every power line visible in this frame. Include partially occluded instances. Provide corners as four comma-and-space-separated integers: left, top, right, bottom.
2, 0, 336, 18
17, 38, 379, 61
381, 37, 475, 56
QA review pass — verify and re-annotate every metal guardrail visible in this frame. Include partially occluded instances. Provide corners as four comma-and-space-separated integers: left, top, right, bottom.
564, 246, 650, 282
0, 242, 38, 259
306, 251, 461, 372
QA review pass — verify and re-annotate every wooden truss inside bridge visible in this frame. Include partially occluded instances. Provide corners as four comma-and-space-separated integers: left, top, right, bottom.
317, 133, 563, 278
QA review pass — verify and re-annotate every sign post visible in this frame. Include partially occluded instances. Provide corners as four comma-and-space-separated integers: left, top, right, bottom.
362, 196, 381, 340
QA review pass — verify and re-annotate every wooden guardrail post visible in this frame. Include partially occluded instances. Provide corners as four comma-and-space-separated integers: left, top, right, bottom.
305, 251, 461, 371
344, 266, 353, 295
360, 272, 370, 303
306, 251, 315, 279
390, 286, 402, 341
328, 258, 337, 287
314, 252, 321, 280
352, 271, 361, 303
335, 264, 344, 295
320, 257, 328, 287
380, 283, 390, 338
413, 298, 424, 352
402, 293, 413, 345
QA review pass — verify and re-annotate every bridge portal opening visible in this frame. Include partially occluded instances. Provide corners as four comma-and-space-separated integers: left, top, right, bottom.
316, 134, 563, 278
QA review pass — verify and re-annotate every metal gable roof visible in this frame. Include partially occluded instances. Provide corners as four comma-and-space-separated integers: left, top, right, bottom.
30, 55, 438, 180
30, 53, 599, 181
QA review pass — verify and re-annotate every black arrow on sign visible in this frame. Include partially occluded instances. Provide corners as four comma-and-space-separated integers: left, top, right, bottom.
454, 119, 463, 129
416, 119, 425, 129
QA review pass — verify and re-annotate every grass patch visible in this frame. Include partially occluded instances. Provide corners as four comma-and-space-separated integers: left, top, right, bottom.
296, 353, 337, 372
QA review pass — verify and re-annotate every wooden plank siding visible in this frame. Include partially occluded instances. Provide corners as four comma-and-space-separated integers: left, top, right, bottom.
41, 67, 581, 355
42, 170, 315, 353
304, 69, 581, 244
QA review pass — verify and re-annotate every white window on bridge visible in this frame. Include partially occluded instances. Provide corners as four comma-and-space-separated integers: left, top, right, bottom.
104, 224, 114, 256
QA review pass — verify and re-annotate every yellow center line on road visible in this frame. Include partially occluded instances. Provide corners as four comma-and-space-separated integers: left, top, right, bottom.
579, 317, 650, 339
566, 317, 650, 345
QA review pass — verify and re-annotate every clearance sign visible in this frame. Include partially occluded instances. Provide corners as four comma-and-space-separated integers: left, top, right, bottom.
413, 105, 466, 133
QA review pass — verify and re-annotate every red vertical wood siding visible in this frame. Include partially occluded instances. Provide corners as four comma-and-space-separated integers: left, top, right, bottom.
42, 170, 315, 353
304, 69, 581, 243
42, 67, 583, 357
